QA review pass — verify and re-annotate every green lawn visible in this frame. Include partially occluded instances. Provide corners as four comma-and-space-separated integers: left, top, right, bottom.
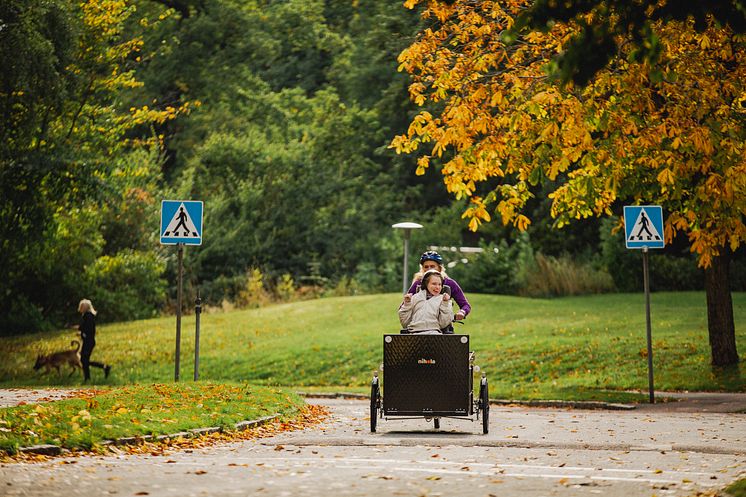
1, 292, 744, 401
0, 382, 303, 454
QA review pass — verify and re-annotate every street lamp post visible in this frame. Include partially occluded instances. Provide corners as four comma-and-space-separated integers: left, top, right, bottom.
392, 222, 423, 294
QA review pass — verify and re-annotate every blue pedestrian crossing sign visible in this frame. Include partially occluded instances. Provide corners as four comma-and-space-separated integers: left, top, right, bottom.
624, 205, 664, 249
160, 200, 203, 245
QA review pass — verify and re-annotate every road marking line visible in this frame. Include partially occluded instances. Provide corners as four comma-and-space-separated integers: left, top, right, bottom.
208, 456, 724, 484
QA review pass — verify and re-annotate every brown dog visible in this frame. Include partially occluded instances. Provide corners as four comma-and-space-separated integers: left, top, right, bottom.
34, 340, 83, 376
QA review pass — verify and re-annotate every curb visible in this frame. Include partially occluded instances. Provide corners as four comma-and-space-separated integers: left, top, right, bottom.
490, 399, 635, 411
297, 392, 636, 411
297, 392, 369, 400
16, 414, 278, 456
275, 436, 745, 456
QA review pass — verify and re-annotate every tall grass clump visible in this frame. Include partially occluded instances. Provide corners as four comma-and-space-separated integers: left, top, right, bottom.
521, 253, 615, 297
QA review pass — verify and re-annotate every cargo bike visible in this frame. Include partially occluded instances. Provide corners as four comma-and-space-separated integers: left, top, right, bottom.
370, 331, 489, 434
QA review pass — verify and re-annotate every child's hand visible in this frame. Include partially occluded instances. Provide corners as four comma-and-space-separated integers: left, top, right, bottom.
442, 293, 450, 302
403, 293, 412, 303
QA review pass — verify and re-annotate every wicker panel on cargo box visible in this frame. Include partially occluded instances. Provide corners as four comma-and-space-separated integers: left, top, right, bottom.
383, 334, 470, 416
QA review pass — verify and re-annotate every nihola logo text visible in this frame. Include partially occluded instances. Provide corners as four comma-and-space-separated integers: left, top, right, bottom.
418, 358, 436, 365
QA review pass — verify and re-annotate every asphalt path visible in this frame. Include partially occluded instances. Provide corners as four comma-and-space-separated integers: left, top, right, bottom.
2, 398, 744, 497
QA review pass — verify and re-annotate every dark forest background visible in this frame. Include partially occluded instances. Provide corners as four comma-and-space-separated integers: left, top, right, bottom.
2, 0, 744, 335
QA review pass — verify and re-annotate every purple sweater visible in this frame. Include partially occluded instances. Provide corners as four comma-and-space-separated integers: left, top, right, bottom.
407, 277, 471, 318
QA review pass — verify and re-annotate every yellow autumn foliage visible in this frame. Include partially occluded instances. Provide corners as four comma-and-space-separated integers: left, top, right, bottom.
392, 0, 746, 268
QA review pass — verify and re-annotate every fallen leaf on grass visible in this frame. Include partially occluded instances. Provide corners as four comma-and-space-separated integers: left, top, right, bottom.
2, 404, 330, 464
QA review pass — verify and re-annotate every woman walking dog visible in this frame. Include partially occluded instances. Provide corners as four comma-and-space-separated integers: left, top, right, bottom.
77, 299, 111, 382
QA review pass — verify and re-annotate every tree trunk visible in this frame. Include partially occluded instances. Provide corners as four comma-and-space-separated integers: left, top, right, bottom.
704, 251, 739, 367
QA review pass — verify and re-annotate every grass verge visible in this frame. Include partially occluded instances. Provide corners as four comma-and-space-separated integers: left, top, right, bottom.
726, 478, 746, 497
0, 382, 303, 455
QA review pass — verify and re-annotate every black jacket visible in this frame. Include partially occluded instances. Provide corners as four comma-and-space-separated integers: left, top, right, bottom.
79, 311, 96, 345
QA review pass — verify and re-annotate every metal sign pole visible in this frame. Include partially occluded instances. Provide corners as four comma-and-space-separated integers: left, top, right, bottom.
161, 200, 203, 382
642, 247, 654, 403
623, 205, 663, 404
392, 223, 422, 294
175, 243, 183, 382
194, 291, 201, 381
402, 232, 410, 294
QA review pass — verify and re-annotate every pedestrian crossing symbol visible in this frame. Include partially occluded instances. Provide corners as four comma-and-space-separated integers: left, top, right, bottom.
160, 200, 203, 245
624, 205, 664, 249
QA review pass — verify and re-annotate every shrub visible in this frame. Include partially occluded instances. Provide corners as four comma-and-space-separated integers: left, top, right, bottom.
327, 275, 361, 297
197, 273, 245, 307
236, 267, 271, 308
0, 297, 51, 335
83, 250, 167, 323
275, 273, 297, 301
447, 235, 533, 295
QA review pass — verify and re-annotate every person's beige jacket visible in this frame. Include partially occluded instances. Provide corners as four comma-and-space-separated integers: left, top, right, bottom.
398, 290, 453, 333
